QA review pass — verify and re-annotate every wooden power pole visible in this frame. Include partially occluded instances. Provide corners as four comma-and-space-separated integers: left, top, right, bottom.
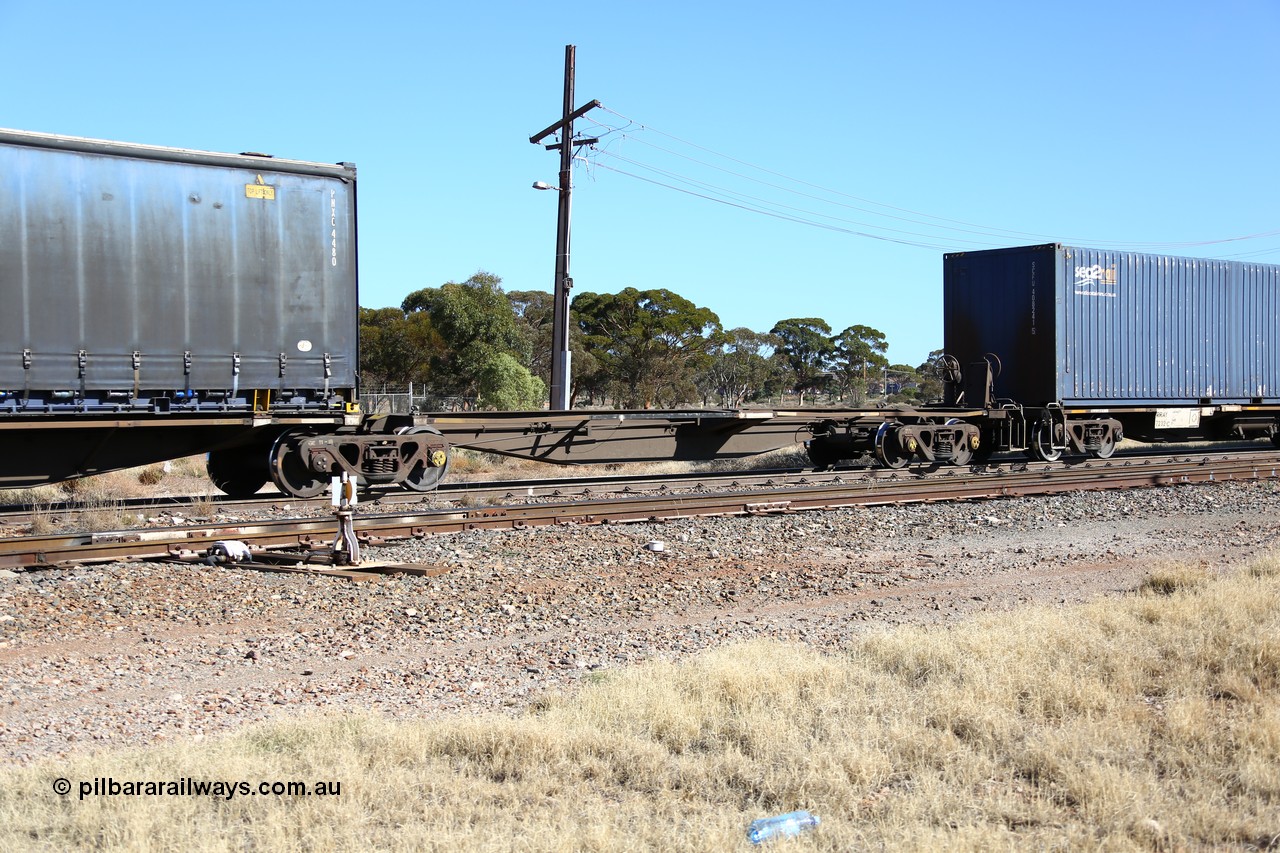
529, 45, 599, 410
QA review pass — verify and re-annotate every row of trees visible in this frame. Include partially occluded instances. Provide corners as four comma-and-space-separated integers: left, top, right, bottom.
359, 272, 942, 410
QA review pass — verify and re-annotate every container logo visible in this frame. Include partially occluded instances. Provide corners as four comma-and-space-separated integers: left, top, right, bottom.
1074, 264, 1117, 298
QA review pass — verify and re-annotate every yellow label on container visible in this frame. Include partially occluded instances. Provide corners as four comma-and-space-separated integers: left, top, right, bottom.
245, 183, 276, 200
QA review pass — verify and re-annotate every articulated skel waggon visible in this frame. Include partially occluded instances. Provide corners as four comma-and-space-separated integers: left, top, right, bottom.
4, 128, 1277, 497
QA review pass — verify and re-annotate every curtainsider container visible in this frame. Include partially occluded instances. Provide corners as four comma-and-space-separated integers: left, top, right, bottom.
0, 127, 358, 413
943, 244, 1280, 407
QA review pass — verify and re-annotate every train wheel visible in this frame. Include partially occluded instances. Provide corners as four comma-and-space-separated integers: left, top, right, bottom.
949, 439, 974, 467
400, 427, 451, 492
206, 449, 269, 498
269, 431, 329, 498
972, 431, 996, 464
945, 419, 974, 467
875, 423, 912, 469
1092, 429, 1117, 459
1029, 421, 1062, 462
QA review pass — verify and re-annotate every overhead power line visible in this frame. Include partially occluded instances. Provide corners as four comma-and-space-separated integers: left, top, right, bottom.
583, 106, 1280, 257
590, 150, 1000, 248
588, 159, 960, 250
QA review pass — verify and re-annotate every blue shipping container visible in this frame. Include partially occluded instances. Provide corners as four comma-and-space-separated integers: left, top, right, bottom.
943, 244, 1280, 406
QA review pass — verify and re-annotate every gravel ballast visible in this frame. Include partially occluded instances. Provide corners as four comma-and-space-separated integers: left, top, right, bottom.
2, 478, 1278, 765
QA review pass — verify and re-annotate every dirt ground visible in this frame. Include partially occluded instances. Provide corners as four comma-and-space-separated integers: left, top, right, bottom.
1, 476, 1277, 765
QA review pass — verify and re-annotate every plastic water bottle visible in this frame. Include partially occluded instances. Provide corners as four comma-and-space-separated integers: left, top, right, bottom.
747, 810, 820, 844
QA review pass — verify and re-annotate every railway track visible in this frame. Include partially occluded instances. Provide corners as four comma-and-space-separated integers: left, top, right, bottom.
2, 448, 1277, 571
1, 443, 1270, 528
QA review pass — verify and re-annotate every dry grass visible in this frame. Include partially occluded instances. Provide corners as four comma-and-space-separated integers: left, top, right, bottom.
7, 460, 223, 534
16, 471, 154, 534
2, 555, 1278, 850
163, 455, 211, 479
135, 465, 167, 487
0, 485, 65, 507
0, 486, 66, 535
184, 493, 218, 521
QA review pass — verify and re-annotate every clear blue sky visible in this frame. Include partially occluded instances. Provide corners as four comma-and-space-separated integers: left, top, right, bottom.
3, 0, 1277, 367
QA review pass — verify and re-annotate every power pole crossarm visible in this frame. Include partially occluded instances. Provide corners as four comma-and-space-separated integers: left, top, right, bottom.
528, 99, 603, 146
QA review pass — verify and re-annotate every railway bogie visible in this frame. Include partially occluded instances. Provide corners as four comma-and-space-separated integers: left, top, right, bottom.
798, 401, 1280, 470
271, 423, 451, 496
804, 416, 982, 469
200, 419, 452, 498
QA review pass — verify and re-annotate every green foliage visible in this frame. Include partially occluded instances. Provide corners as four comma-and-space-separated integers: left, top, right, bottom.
769, 318, 834, 404
400, 271, 532, 402
506, 289, 555, 383
883, 363, 920, 402
914, 350, 947, 403
477, 353, 547, 411
507, 288, 597, 398
358, 306, 444, 387
361, 268, 936, 412
695, 328, 781, 407
832, 324, 889, 402
573, 287, 722, 408
360, 272, 551, 410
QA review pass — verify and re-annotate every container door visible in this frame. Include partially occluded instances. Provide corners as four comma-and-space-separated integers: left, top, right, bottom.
1242, 262, 1280, 400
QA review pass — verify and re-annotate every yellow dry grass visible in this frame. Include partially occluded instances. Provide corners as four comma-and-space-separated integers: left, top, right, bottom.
9, 459, 224, 534
2, 557, 1278, 851
16, 470, 151, 534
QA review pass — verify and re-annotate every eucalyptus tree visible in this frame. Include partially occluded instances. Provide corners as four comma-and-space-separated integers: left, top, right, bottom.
696, 328, 780, 407
357, 306, 444, 389
573, 287, 722, 408
769, 318, 835, 405
508, 288, 597, 403
400, 271, 540, 407
832, 324, 890, 403
913, 349, 948, 403
476, 353, 546, 410
506, 289, 555, 383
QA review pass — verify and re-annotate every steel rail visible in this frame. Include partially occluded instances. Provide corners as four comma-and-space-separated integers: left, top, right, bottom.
1, 452, 1276, 569
5, 445, 1275, 527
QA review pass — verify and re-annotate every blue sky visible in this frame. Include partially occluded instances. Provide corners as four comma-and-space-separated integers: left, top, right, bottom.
3, 0, 1277, 366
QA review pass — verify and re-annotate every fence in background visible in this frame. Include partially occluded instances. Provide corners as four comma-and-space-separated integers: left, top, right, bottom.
358, 385, 475, 414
